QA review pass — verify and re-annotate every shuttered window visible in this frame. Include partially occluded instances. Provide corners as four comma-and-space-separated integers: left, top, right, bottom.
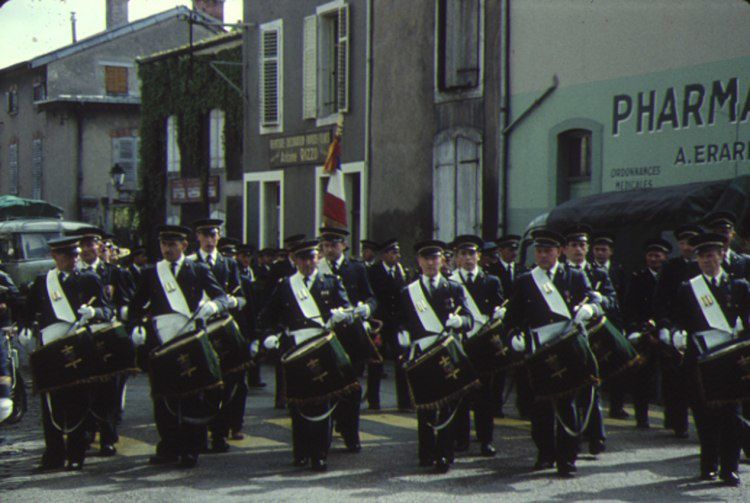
436, 0, 483, 96
8, 142, 18, 195
209, 109, 225, 169
105, 66, 129, 95
433, 130, 482, 241
306, 2, 349, 121
166, 115, 180, 173
260, 20, 283, 133
31, 138, 43, 200
112, 135, 139, 190
302, 15, 318, 119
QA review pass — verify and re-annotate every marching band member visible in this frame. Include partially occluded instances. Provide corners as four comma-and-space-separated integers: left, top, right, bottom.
449, 235, 504, 457
126, 225, 230, 469
20, 236, 112, 471
502, 229, 601, 477
668, 232, 750, 486
259, 239, 352, 472
399, 240, 473, 473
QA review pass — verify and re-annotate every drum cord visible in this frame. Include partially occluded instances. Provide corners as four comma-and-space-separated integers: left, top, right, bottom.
426, 397, 464, 432
163, 396, 223, 426
299, 400, 340, 422
553, 384, 597, 437
45, 392, 90, 434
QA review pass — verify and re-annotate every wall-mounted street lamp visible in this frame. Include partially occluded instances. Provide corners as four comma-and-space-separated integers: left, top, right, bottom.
110, 163, 126, 191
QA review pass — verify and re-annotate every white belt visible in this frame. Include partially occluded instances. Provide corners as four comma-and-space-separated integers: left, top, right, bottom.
290, 327, 326, 346
154, 313, 192, 345
41, 322, 74, 345
695, 329, 733, 351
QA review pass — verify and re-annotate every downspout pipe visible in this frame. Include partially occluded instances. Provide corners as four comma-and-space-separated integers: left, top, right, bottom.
500, 0, 511, 235
365, 0, 373, 239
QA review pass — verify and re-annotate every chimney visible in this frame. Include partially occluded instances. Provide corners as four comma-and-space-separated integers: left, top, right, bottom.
106, 0, 129, 30
193, 0, 224, 23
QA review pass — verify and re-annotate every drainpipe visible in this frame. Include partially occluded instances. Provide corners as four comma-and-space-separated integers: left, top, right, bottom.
364, 0, 373, 239
75, 109, 84, 220
499, 0, 511, 234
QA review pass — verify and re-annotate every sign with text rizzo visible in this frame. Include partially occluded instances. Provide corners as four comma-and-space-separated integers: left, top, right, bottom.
170, 176, 220, 204
268, 131, 332, 167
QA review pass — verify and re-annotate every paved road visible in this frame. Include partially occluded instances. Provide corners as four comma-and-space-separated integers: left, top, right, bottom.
1, 364, 748, 502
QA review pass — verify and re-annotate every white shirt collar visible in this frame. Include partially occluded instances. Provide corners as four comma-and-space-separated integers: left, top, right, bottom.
79, 257, 100, 271
500, 259, 513, 270
648, 268, 659, 278
597, 259, 611, 271
199, 249, 219, 263
460, 266, 480, 279
543, 261, 560, 277
703, 269, 726, 284
567, 259, 587, 270
303, 268, 319, 284
422, 273, 442, 286
330, 254, 345, 268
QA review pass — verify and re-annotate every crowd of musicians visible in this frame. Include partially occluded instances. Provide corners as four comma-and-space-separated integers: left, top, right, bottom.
2, 210, 749, 488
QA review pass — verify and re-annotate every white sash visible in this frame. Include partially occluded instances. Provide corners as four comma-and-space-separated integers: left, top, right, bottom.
407, 279, 444, 334
450, 271, 487, 337
46, 270, 76, 323
156, 260, 191, 318
694, 329, 733, 351
290, 327, 326, 346
317, 259, 334, 276
531, 321, 569, 348
289, 272, 325, 327
531, 266, 571, 319
153, 313, 192, 345
689, 275, 732, 334
40, 321, 75, 345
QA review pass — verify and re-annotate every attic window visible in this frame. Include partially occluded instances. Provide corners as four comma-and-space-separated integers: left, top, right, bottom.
105, 66, 129, 96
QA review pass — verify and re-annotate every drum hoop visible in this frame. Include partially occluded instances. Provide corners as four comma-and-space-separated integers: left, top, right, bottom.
152, 330, 207, 357
405, 335, 455, 369
207, 315, 234, 332
586, 316, 608, 335
31, 328, 95, 394
31, 327, 88, 355
90, 321, 124, 335
281, 332, 335, 363
698, 339, 750, 362
408, 378, 480, 411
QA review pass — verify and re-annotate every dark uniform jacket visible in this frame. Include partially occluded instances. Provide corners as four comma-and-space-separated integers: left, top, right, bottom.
23, 269, 113, 330
490, 261, 525, 300
0, 270, 20, 327
323, 257, 377, 315
503, 263, 600, 336
453, 269, 504, 317
654, 256, 700, 327
369, 262, 407, 332
622, 267, 660, 332
399, 276, 474, 340
578, 262, 621, 325
723, 250, 750, 281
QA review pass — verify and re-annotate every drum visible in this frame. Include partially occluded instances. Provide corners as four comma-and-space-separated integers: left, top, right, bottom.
463, 318, 522, 374
586, 317, 643, 381
525, 325, 598, 400
334, 319, 382, 364
403, 335, 480, 410
30, 326, 94, 393
281, 332, 358, 406
89, 322, 139, 381
148, 329, 223, 398
206, 315, 253, 375
696, 339, 750, 407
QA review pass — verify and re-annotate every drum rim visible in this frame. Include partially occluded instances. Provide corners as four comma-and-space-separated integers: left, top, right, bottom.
89, 321, 124, 334
151, 329, 208, 357
281, 332, 335, 363
30, 327, 89, 354
698, 338, 750, 361
405, 335, 456, 369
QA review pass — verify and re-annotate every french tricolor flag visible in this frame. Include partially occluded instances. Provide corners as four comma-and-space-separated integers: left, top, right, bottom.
323, 116, 347, 228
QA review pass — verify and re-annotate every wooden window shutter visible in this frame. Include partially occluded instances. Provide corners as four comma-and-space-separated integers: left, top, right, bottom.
303, 15, 318, 119
336, 5, 350, 113
261, 28, 280, 127
105, 66, 129, 95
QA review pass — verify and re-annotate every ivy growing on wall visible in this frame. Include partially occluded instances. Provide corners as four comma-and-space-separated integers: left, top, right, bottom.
137, 44, 243, 253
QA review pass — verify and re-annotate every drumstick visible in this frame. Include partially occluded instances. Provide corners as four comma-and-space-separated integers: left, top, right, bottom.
231, 285, 242, 295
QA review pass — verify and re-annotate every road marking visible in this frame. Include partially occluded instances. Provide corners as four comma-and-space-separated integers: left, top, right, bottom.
360, 413, 419, 430
493, 417, 531, 430
117, 435, 155, 457
229, 435, 287, 448
265, 417, 292, 429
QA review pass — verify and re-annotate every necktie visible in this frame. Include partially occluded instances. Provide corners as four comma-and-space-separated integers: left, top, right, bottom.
389, 267, 395, 279
546, 270, 553, 280
711, 276, 718, 288
429, 277, 436, 294
331, 261, 339, 276
59, 271, 67, 283
207, 255, 214, 268
509, 264, 514, 282
171, 261, 178, 277
304, 276, 311, 288
467, 272, 474, 285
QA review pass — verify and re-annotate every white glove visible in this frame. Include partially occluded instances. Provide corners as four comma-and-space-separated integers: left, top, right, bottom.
573, 303, 595, 324
77, 305, 95, 321
0, 397, 12, 423
0, 285, 9, 293
227, 295, 239, 309
18, 328, 34, 349
397, 330, 410, 348
492, 306, 507, 321
672, 330, 687, 350
330, 308, 351, 325
249, 340, 260, 357
263, 334, 280, 350
590, 291, 603, 303
130, 326, 146, 347
235, 296, 247, 310
511, 334, 526, 352
119, 306, 129, 321
197, 301, 218, 320
658, 328, 671, 345
627, 332, 642, 343
446, 313, 463, 330
353, 304, 371, 319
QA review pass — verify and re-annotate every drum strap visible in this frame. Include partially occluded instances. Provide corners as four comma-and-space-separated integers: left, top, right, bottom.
690, 275, 732, 333
163, 396, 222, 425
554, 384, 597, 437
298, 400, 339, 422
156, 260, 192, 317
289, 273, 325, 327
407, 280, 444, 334
46, 270, 76, 324
531, 267, 571, 320
450, 271, 488, 337
45, 392, 90, 434
426, 400, 464, 432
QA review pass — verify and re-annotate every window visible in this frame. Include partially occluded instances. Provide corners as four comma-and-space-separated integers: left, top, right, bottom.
244, 171, 284, 247
112, 134, 139, 190
433, 129, 482, 241
166, 115, 181, 173
32, 81, 46, 102
209, 109, 226, 169
558, 129, 592, 180
105, 65, 129, 95
436, 0, 483, 98
31, 138, 43, 200
8, 141, 18, 195
303, 2, 349, 122
260, 19, 283, 134
6, 86, 18, 114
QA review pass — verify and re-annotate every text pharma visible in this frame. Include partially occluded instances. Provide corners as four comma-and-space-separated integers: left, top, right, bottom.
612, 78, 750, 136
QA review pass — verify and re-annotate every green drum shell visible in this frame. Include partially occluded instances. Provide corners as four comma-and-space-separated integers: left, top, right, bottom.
696, 339, 750, 407
404, 335, 480, 410
30, 327, 94, 394
281, 332, 358, 406
525, 328, 598, 401
148, 330, 223, 399
90, 322, 139, 381
207, 316, 252, 375
586, 317, 643, 381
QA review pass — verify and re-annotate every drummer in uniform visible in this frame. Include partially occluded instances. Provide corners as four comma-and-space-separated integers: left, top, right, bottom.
562, 224, 619, 456
259, 239, 352, 472
654, 224, 702, 438
236, 243, 265, 389
318, 227, 377, 453
622, 238, 672, 429
20, 236, 113, 470
188, 219, 249, 453
368, 239, 410, 410
503, 229, 602, 477
360, 240, 379, 269
126, 225, 231, 468
449, 235, 504, 457
666, 233, 750, 485
399, 240, 474, 473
